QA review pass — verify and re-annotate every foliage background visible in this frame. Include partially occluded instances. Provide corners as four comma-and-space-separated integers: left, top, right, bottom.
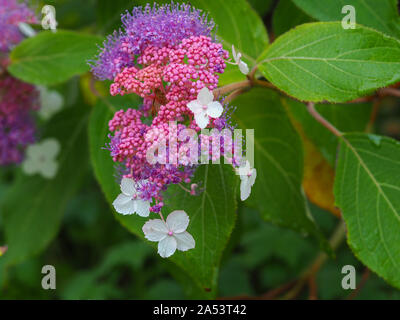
0, 0, 400, 299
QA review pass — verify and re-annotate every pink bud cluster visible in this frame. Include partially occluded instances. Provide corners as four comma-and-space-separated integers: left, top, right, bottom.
110, 35, 229, 126
108, 109, 197, 210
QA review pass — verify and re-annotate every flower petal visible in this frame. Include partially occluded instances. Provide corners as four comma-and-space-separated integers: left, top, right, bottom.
238, 160, 251, 177
194, 112, 209, 129
25, 144, 42, 160
174, 231, 195, 252
22, 159, 40, 175
197, 87, 214, 105
41, 138, 61, 159
187, 101, 202, 114
240, 178, 252, 201
134, 199, 150, 217
40, 160, 58, 179
206, 101, 223, 118
239, 61, 249, 75
113, 194, 135, 215
249, 168, 257, 186
18, 22, 37, 38
39, 88, 64, 120
120, 177, 136, 196
166, 210, 189, 233
158, 236, 177, 258
232, 45, 237, 61
143, 219, 168, 241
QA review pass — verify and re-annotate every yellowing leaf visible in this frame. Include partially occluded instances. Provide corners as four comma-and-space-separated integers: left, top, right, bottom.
287, 108, 341, 218
302, 137, 341, 218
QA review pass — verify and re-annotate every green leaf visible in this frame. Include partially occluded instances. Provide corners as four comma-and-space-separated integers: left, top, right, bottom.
334, 133, 400, 288
273, 0, 314, 37
1, 106, 89, 266
248, 0, 274, 17
89, 98, 238, 296
164, 165, 238, 292
232, 88, 329, 249
284, 98, 373, 165
292, 0, 400, 38
257, 22, 400, 103
191, 0, 269, 85
8, 31, 102, 85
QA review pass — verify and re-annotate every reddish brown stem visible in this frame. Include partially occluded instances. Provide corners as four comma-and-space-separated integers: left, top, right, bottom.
366, 99, 382, 133
308, 276, 318, 300
380, 87, 400, 97
347, 268, 370, 300
306, 102, 342, 137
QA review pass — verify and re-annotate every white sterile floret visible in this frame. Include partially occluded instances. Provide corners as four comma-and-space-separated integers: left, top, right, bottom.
113, 178, 151, 217
37, 86, 64, 120
22, 138, 61, 179
18, 22, 36, 38
236, 160, 257, 201
231, 45, 249, 75
142, 210, 195, 258
187, 87, 223, 129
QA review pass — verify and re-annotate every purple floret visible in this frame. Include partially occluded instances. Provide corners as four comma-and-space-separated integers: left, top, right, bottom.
0, 0, 37, 52
90, 1, 216, 81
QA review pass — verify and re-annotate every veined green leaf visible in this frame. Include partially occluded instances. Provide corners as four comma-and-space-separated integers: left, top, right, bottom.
292, 0, 400, 38
257, 22, 400, 103
191, 0, 269, 85
232, 88, 329, 250
284, 98, 373, 165
8, 31, 102, 85
335, 133, 400, 288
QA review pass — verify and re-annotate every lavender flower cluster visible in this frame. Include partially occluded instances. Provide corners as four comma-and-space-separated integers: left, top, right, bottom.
0, 0, 38, 166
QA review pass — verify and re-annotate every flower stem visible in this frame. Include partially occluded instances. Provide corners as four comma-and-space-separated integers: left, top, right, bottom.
213, 80, 251, 97
306, 102, 342, 138
380, 87, 400, 97
282, 220, 347, 300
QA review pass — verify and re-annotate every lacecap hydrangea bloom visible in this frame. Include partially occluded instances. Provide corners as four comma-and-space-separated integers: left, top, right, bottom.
0, 0, 38, 166
91, 2, 256, 258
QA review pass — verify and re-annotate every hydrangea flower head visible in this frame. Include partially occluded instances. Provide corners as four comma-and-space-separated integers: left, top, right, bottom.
91, 2, 256, 259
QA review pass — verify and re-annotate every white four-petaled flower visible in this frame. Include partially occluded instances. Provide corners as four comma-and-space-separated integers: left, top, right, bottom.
187, 87, 223, 129
113, 178, 151, 217
37, 86, 64, 120
231, 45, 249, 75
142, 210, 195, 258
236, 160, 257, 201
22, 138, 60, 179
